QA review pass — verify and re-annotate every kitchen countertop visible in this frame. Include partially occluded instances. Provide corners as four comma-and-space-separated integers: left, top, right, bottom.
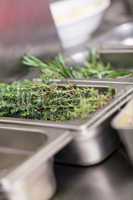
54, 150, 133, 200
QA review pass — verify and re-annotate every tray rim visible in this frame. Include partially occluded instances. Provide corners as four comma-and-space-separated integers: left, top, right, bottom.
0, 81, 132, 131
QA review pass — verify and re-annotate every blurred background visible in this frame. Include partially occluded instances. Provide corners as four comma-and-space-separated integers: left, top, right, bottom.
0, 0, 133, 81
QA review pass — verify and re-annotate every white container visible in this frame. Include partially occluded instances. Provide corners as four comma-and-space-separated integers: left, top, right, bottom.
50, 0, 110, 50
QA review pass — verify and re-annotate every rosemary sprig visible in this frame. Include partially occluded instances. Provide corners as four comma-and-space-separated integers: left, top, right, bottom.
22, 52, 133, 80
23, 55, 78, 80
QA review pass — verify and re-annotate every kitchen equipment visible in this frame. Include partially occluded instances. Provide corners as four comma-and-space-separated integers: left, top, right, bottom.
47, 48, 133, 83
112, 98, 133, 163
91, 23, 133, 68
100, 49, 133, 70
93, 23, 133, 49
94, 49, 133, 87
0, 81, 132, 166
0, 124, 72, 200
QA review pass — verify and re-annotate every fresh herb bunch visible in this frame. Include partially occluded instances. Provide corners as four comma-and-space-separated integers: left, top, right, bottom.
0, 80, 114, 121
23, 52, 133, 80
81, 51, 133, 79
23, 55, 80, 80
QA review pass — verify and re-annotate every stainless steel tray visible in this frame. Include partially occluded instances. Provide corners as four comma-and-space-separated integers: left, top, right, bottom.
112, 98, 133, 164
66, 54, 133, 84
99, 49, 133, 71
0, 81, 132, 166
96, 50, 133, 83
94, 23, 133, 50
0, 124, 71, 200
52, 79, 133, 88
91, 22, 133, 69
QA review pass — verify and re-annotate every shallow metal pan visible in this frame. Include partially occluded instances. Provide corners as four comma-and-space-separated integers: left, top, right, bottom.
66, 53, 133, 84
0, 81, 132, 166
51, 79, 133, 88
0, 81, 132, 130
94, 23, 133, 50
0, 124, 71, 200
91, 22, 133, 69
112, 98, 133, 164
96, 50, 133, 83
55, 82, 133, 165
99, 49, 133, 72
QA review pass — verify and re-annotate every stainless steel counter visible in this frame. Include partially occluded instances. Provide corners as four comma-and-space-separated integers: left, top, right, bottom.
53, 2, 133, 200
54, 150, 133, 200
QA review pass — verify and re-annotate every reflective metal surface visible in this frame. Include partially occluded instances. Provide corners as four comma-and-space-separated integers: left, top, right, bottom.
112, 99, 133, 163
0, 128, 46, 154
93, 23, 133, 49
0, 81, 132, 166
54, 150, 133, 200
91, 23, 133, 69
56, 123, 120, 166
0, 81, 132, 131
100, 49, 133, 70
0, 124, 72, 200
56, 82, 132, 165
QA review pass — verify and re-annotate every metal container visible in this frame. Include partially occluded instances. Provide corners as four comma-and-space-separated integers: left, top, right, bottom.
0, 81, 132, 166
99, 49, 133, 74
91, 23, 133, 69
96, 50, 133, 84
112, 98, 133, 164
94, 23, 133, 50
0, 124, 72, 200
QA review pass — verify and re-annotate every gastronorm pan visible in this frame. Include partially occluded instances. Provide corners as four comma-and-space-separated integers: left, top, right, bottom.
93, 23, 133, 49
99, 49, 133, 77
91, 22, 133, 69
97, 50, 133, 84
66, 52, 133, 84
112, 98, 133, 164
67, 55, 133, 85
0, 81, 132, 166
0, 124, 71, 200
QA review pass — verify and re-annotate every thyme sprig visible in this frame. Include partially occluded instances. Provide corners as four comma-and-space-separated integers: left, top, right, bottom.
0, 80, 114, 121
